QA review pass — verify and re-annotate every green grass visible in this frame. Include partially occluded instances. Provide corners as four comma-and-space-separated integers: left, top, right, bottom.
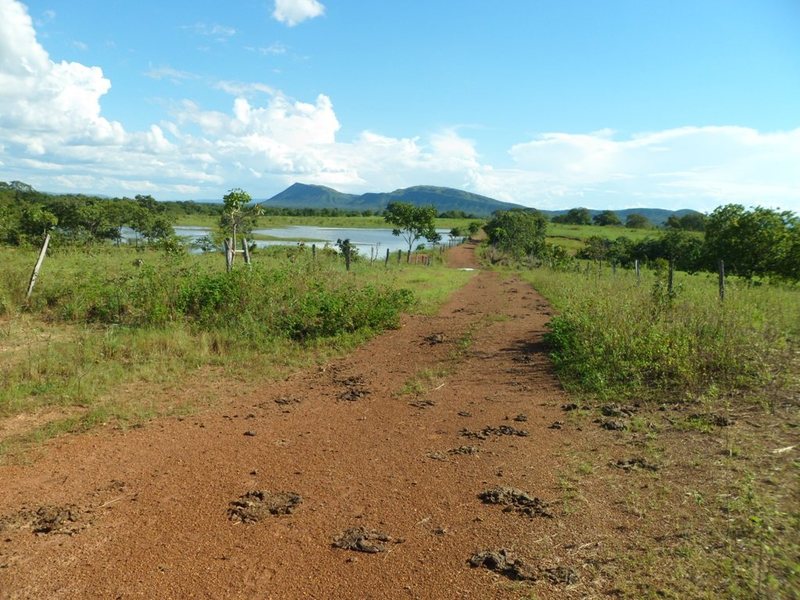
0, 244, 474, 454
520, 265, 799, 401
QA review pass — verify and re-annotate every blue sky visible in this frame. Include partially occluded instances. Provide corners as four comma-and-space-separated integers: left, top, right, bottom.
1, 0, 799, 211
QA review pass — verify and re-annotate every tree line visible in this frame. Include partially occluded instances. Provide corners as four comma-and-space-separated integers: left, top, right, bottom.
485, 205, 800, 281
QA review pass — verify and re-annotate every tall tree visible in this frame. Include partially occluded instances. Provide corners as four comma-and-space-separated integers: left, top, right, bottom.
384, 202, 440, 259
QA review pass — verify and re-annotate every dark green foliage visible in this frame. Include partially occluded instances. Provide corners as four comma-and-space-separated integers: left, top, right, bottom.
704, 205, 797, 280
467, 221, 483, 237
666, 212, 706, 231
484, 210, 547, 258
551, 207, 591, 225
592, 210, 622, 226
0, 181, 177, 247
625, 213, 653, 229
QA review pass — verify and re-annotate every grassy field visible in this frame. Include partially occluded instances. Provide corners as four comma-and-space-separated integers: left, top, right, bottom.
516, 261, 799, 598
0, 245, 474, 456
545, 223, 677, 254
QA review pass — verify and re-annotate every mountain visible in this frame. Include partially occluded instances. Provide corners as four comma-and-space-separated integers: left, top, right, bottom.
260, 183, 524, 216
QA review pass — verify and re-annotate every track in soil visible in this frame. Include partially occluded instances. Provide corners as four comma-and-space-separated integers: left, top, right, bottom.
0, 242, 595, 599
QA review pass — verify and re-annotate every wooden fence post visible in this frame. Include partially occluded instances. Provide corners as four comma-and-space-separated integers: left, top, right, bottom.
26, 231, 51, 300
397, 249, 402, 264
345, 245, 351, 271
635, 259, 640, 286
385, 248, 390, 267
312, 244, 316, 261
224, 238, 234, 272
718, 259, 726, 301
241, 238, 251, 265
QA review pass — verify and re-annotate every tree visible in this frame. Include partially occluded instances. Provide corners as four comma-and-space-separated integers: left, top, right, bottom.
221, 188, 260, 248
18, 205, 58, 244
593, 210, 622, 226
625, 213, 652, 229
577, 235, 612, 261
552, 207, 591, 225
704, 204, 794, 279
484, 210, 547, 258
467, 221, 483, 237
384, 202, 440, 259
666, 212, 706, 232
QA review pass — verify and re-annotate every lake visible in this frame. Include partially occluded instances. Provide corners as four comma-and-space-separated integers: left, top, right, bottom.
172, 225, 454, 255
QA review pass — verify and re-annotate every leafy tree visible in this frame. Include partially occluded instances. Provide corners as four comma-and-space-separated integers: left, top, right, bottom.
704, 204, 794, 279
384, 202, 440, 259
593, 210, 622, 226
666, 212, 706, 232
484, 210, 547, 258
658, 230, 705, 273
625, 213, 652, 229
221, 188, 260, 248
18, 205, 58, 244
577, 235, 612, 261
467, 221, 483, 237
449, 226, 463, 240
552, 207, 591, 225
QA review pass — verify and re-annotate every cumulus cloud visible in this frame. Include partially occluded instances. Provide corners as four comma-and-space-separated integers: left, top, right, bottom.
0, 0, 125, 153
498, 126, 800, 210
272, 0, 325, 27
1, 0, 799, 210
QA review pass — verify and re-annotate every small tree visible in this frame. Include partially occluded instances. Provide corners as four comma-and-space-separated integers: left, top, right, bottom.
467, 221, 483, 238
221, 188, 260, 249
384, 202, 440, 260
484, 210, 547, 259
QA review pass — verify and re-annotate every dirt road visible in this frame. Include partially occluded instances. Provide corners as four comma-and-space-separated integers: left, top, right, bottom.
0, 243, 599, 599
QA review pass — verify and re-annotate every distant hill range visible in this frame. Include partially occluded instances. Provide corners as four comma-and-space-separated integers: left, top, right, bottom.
260, 183, 700, 224
260, 183, 522, 217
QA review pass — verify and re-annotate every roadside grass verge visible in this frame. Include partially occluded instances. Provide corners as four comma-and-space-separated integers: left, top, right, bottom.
516, 262, 799, 597
0, 245, 473, 457
521, 267, 798, 402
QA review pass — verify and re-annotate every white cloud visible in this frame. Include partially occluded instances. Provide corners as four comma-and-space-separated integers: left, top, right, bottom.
214, 80, 276, 97
144, 65, 199, 83
257, 42, 288, 55
272, 0, 325, 27
181, 22, 236, 40
1, 0, 799, 211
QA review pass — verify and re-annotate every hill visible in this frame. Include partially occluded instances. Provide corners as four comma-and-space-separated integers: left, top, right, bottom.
260, 183, 523, 217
